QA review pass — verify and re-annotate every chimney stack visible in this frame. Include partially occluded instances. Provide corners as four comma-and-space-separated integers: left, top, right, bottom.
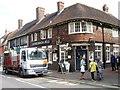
103, 4, 109, 12
57, 1, 64, 12
18, 19, 23, 29
36, 7, 45, 21
5, 29, 7, 35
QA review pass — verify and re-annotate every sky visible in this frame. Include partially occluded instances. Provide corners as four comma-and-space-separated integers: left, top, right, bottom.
0, 0, 119, 37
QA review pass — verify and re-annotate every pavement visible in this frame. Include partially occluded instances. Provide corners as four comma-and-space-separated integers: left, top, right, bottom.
47, 67, 120, 88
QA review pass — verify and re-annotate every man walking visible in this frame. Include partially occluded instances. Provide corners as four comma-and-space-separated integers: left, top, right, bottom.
111, 54, 116, 71
116, 55, 120, 71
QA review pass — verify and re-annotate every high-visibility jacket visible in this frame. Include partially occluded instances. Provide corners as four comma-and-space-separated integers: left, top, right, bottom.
89, 61, 97, 72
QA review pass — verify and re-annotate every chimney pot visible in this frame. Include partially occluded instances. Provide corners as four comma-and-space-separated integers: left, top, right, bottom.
57, 1, 64, 12
103, 4, 109, 12
36, 7, 45, 21
18, 19, 23, 29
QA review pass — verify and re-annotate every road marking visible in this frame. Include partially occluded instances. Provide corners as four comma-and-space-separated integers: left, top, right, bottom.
15, 78, 46, 88
6, 76, 11, 79
57, 81, 68, 84
47, 80, 58, 83
67, 83, 78, 86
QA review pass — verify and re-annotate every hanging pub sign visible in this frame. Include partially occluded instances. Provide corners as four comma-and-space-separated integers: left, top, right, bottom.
32, 39, 51, 46
56, 36, 62, 45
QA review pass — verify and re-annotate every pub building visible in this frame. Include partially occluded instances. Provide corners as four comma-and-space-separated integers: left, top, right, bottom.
8, 2, 120, 72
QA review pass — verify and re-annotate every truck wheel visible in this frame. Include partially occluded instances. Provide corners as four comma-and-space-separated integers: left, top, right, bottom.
5, 68, 9, 74
19, 69, 24, 77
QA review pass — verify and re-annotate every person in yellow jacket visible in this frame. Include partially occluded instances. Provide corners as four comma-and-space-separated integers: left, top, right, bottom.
89, 59, 97, 81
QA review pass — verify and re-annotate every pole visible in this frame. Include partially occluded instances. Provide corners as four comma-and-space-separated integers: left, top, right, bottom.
102, 25, 106, 69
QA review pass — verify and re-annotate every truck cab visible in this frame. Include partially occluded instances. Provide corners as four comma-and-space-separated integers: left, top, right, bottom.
19, 48, 48, 77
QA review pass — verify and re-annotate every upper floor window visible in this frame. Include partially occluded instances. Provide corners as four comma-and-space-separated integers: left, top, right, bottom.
68, 21, 93, 34
31, 34, 33, 41
40, 30, 46, 39
112, 29, 118, 37
48, 28, 52, 38
16, 38, 20, 46
21, 36, 27, 45
81, 21, 87, 32
34, 33, 37, 41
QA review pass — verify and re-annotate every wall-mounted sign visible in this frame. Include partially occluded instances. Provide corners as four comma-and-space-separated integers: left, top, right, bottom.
32, 39, 51, 46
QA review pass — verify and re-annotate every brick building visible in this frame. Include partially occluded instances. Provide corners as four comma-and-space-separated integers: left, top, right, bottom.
7, 2, 120, 71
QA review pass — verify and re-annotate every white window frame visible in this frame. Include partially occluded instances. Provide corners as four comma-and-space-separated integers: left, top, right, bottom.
34, 33, 37, 41
40, 30, 46, 39
31, 34, 33, 42
95, 43, 102, 61
48, 28, 52, 38
113, 45, 119, 58
106, 44, 110, 63
59, 44, 68, 63
112, 28, 118, 37
68, 21, 93, 34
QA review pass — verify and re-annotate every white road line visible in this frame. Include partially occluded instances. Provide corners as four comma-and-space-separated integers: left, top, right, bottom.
56, 81, 68, 84
47, 80, 58, 83
67, 83, 78, 86
6, 76, 11, 79
15, 78, 46, 88
48, 80, 78, 86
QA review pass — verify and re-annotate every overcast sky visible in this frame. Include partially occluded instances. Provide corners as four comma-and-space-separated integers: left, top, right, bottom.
0, 0, 119, 37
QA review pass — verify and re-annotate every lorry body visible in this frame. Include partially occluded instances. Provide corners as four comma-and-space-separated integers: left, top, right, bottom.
3, 48, 48, 77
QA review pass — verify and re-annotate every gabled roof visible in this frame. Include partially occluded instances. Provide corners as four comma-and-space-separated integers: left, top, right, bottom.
0, 32, 12, 46
50, 3, 120, 27
27, 12, 58, 34
13, 19, 37, 38
7, 30, 18, 40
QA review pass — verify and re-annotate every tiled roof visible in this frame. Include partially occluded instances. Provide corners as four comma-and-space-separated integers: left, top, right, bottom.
27, 12, 58, 34
50, 3, 120, 27
13, 20, 37, 38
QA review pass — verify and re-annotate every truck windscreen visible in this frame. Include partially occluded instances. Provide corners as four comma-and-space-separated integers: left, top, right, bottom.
27, 50, 46, 60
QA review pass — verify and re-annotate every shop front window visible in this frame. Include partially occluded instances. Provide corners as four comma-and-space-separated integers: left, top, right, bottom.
48, 52, 52, 63
60, 47, 68, 62
113, 46, 119, 58
106, 46, 110, 63
95, 45, 102, 61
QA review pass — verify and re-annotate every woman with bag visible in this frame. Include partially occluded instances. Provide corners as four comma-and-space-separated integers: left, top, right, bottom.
80, 57, 86, 80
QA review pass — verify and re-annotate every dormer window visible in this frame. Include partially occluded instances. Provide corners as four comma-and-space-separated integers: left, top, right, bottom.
68, 21, 93, 34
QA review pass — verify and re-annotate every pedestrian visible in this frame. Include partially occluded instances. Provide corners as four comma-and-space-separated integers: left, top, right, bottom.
80, 57, 86, 80
116, 55, 120, 71
89, 59, 97, 81
96, 56, 104, 80
111, 54, 116, 71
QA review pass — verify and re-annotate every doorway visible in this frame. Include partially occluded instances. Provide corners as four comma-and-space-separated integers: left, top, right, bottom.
76, 48, 88, 71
